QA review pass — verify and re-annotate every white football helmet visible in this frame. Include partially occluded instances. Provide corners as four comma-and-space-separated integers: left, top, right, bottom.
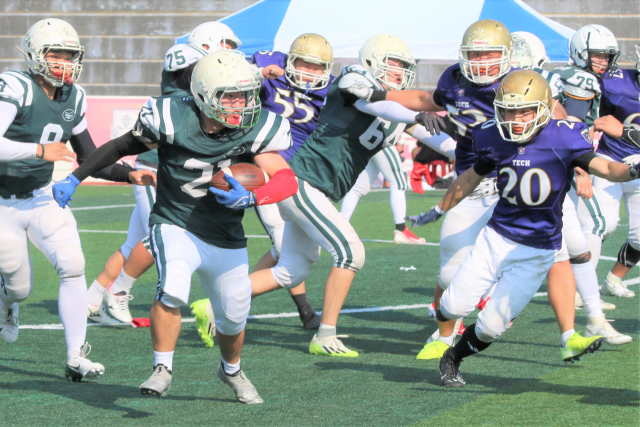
511, 31, 549, 70
191, 50, 261, 129
19, 18, 84, 87
459, 19, 513, 85
285, 33, 333, 91
187, 22, 242, 52
570, 24, 619, 77
359, 34, 416, 90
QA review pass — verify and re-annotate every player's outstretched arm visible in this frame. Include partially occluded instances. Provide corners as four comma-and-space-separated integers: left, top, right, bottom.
52, 130, 157, 208
386, 90, 444, 112
585, 156, 640, 182
408, 167, 485, 226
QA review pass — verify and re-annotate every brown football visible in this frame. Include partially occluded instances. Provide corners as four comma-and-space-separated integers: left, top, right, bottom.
210, 163, 269, 191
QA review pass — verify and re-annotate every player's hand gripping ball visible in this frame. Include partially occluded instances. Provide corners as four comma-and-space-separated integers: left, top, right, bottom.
209, 163, 269, 209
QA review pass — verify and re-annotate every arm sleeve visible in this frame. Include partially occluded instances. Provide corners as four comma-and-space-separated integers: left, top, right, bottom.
71, 130, 151, 182
69, 129, 133, 182
253, 168, 298, 205
472, 158, 495, 176
409, 126, 456, 160
574, 151, 597, 171
354, 99, 417, 124
0, 101, 38, 161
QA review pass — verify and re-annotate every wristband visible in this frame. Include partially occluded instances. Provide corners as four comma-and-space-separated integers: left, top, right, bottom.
39, 144, 45, 159
434, 204, 445, 215
369, 90, 387, 103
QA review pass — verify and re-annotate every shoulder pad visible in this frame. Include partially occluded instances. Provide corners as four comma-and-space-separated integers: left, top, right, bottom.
251, 112, 292, 153
164, 44, 206, 72
563, 83, 595, 100
338, 72, 373, 90
0, 71, 32, 107
139, 96, 180, 144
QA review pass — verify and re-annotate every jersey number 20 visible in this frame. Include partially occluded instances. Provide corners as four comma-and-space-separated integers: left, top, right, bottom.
499, 167, 551, 206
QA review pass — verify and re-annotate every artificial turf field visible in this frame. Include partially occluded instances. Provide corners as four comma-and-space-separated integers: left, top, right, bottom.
1, 185, 638, 426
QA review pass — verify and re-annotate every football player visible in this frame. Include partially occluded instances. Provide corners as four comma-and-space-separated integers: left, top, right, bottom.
53, 51, 298, 403
248, 34, 445, 357
411, 70, 639, 387
0, 19, 147, 381
86, 21, 283, 328
189, 33, 335, 332
593, 45, 640, 298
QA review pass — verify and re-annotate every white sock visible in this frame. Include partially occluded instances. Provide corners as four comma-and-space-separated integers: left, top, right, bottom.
586, 234, 602, 268
572, 262, 603, 318
607, 271, 623, 282
154, 351, 174, 371
438, 333, 455, 347
340, 191, 361, 222
221, 357, 241, 376
60, 276, 88, 359
110, 270, 137, 295
390, 188, 407, 224
87, 280, 106, 307
317, 323, 336, 338
561, 329, 575, 347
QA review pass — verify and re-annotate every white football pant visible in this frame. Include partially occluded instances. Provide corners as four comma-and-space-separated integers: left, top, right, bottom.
120, 162, 157, 259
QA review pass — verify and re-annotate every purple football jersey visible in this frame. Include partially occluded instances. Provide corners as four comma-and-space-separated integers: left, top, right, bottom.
598, 69, 640, 162
473, 119, 594, 250
252, 51, 334, 161
434, 64, 514, 177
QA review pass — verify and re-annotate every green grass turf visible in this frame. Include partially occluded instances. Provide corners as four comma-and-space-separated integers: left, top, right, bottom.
0, 186, 638, 426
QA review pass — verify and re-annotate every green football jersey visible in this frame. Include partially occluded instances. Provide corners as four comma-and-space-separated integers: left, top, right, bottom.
288, 64, 406, 202
139, 95, 292, 248
0, 71, 87, 195
549, 64, 601, 126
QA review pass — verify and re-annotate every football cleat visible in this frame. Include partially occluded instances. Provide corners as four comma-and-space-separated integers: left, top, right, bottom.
216, 363, 263, 404
0, 303, 19, 343
65, 342, 105, 381
601, 273, 635, 298
561, 332, 604, 362
297, 304, 321, 330
190, 299, 215, 348
87, 303, 122, 325
309, 334, 359, 357
585, 315, 632, 346
417, 339, 450, 360
439, 348, 465, 387
394, 228, 426, 245
104, 284, 133, 323
140, 364, 172, 397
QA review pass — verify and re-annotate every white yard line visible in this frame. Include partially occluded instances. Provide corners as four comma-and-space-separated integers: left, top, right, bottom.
71, 204, 136, 211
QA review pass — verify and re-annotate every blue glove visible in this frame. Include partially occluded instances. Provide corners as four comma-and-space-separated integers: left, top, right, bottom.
209, 175, 256, 210
52, 174, 80, 208
407, 206, 444, 227
630, 163, 640, 179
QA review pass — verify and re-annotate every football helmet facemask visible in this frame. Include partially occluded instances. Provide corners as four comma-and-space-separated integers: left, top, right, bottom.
459, 19, 513, 85
285, 33, 333, 91
187, 22, 242, 52
191, 51, 261, 129
570, 24, 619, 78
359, 34, 416, 91
494, 70, 553, 143
19, 18, 84, 87
511, 31, 549, 70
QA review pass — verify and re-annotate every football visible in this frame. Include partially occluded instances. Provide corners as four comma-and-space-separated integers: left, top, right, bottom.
210, 163, 269, 191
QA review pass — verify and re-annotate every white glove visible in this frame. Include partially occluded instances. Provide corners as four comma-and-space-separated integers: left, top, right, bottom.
468, 177, 498, 200
338, 72, 374, 101
622, 154, 640, 166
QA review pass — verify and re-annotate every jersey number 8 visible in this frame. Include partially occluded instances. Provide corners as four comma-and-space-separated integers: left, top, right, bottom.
499, 167, 552, 206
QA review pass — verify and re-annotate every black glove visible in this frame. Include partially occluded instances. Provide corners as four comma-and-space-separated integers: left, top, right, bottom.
415, 112, 446, 136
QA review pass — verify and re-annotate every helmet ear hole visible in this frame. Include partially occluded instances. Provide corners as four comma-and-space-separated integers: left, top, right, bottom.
198, 93, 206, 103
366, 59, 372, 67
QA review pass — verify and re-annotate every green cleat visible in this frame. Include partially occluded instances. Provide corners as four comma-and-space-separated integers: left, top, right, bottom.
309, 334, 359, 357
416, 340, 450, 360
561, 332, 604, 362
190, 299, 215, 348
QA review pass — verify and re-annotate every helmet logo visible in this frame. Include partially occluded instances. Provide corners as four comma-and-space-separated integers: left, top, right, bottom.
62, 109, 75, 121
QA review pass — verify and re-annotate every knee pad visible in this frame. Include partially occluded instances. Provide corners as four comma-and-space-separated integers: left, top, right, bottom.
617, 241, 640, 268
475, 309, 508, 342
569, 252, 591, 265
214, 273, 251, 336
157, 289, 183, 309
336, 239, 365, 272
54, 245, 85, 279
0, 274, 32, 303
0, 240, 22, 275
272, 262, 311, 289
215, 317, 246, 336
